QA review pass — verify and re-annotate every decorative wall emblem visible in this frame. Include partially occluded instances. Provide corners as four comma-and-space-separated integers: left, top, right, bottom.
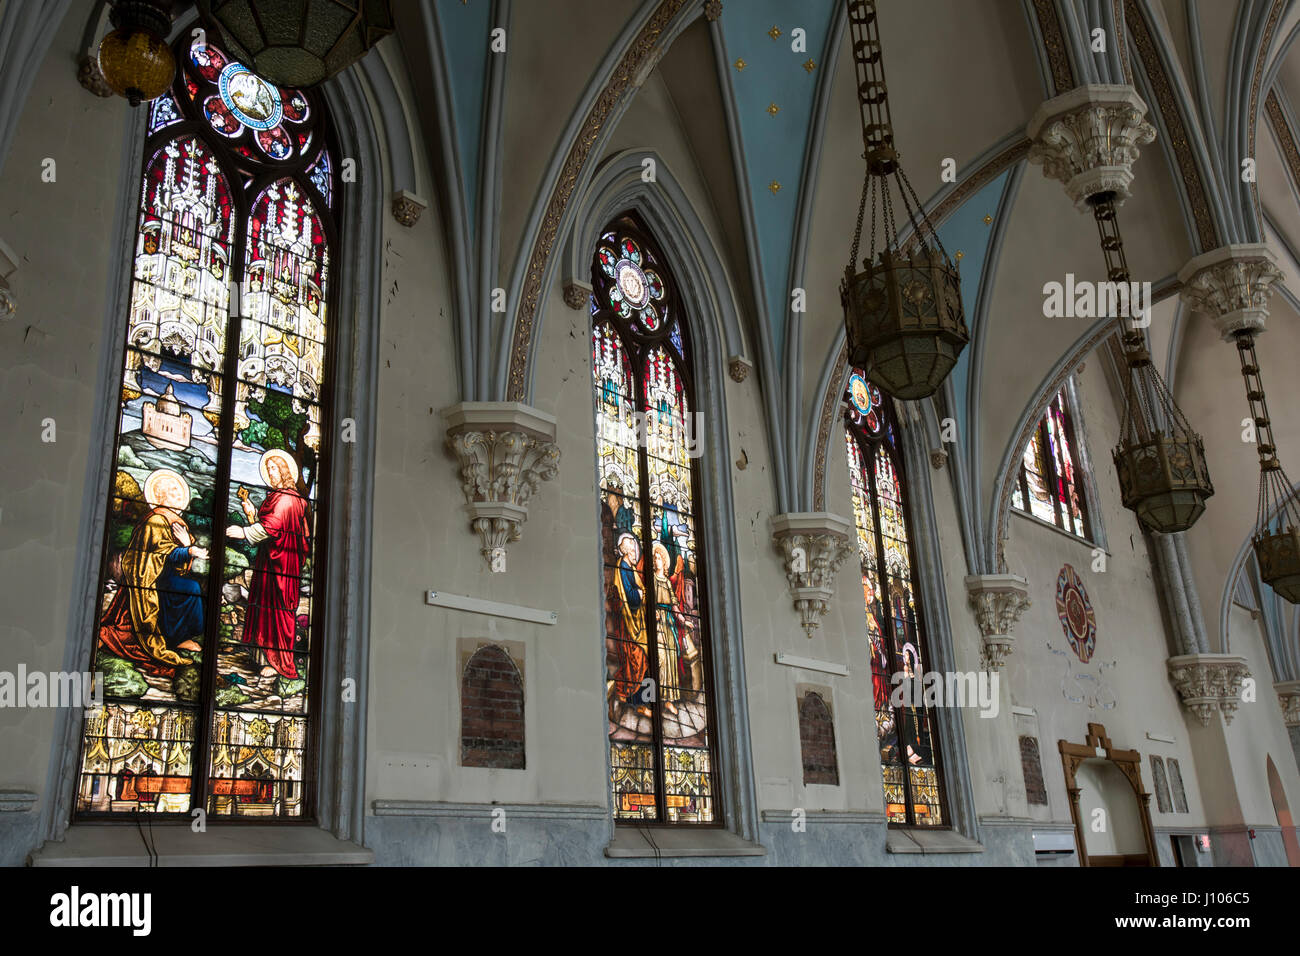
1055, 563, 1097, 663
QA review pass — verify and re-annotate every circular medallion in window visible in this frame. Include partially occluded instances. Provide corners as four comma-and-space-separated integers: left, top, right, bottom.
218, 62, 283, 130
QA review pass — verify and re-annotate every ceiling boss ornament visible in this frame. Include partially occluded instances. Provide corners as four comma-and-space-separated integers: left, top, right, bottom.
838, 0, 968, 401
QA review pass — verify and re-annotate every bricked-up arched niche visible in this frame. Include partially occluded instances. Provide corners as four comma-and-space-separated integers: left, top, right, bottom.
797, 690, 839, 786
1059, 723, 1157, 866
460, 645, 525, 770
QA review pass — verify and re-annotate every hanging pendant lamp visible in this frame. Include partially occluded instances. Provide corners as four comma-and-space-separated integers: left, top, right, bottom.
839, 0, 968, 401
97, 0, 176, 107
1234, 332, 1300, 602
1093, 195, 1213, 533
197, 0, 394, 88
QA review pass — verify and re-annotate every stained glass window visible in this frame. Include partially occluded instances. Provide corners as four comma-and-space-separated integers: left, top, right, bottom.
844, 374, 946, 826
592, 215, 718, 825
76, 36, 337, 820
1011, 387, 1090, 538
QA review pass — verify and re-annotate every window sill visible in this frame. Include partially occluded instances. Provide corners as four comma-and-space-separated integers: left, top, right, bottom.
31, 825, 374, 867
1010, 508, 1099, 552
605, 827, 766, 858
885, 828, 984, 854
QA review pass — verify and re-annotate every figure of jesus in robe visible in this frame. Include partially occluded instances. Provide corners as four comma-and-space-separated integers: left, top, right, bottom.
227, 449, 310, 679
98, 469, 208, 675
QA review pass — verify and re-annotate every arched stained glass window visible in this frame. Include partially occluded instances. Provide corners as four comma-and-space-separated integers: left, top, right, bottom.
591, 214, 719, 825
76, 35, 338, 820
1011, 387, 1090, 538
843, 372, 946, 826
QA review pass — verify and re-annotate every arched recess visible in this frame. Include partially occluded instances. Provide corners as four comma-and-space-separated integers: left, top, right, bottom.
1266, 754, 1300, 865
41, 25, 388, 850
806, 369, 981, 838
986, 321, 1114, 574
1059, 722, 1158, 866
568, 149, 759, 843
1219, 480, 1300, 660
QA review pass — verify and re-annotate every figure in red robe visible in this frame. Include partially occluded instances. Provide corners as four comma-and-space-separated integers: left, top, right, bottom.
228, 449, 310, 679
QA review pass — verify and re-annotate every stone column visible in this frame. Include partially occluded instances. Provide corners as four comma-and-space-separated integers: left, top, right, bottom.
443, 402, 560, 572
770, 513, 854, 638
963, 574, 1031, 671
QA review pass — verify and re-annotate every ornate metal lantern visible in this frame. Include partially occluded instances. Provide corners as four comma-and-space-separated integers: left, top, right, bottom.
197, 0, 394, 88
1235, 333, 1300, 602
97, 0, 176, 107
1093, 195, 1213, 533
839, 0, 968, 400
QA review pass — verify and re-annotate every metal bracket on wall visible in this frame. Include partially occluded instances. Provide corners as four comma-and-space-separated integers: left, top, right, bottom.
425, 590, 557, 626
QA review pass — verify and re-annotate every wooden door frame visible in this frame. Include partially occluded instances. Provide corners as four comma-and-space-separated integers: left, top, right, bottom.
1059, 722, 1158, 867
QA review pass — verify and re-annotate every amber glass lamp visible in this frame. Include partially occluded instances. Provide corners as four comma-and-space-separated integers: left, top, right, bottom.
97, 1, 176, 107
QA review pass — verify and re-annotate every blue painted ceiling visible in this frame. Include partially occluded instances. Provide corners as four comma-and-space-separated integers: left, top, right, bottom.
718, 0, 838, 364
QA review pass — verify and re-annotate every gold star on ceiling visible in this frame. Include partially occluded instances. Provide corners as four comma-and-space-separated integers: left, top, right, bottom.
767, 102, 780, 116
955, 250, 964, 261
983, 214, 992, 225
768, 25, 781, 40
803, 59, 816, 73
769, 181, 782, 194
734, 57, 746, 71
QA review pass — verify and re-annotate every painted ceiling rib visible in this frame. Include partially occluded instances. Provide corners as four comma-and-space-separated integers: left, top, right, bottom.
710, 16, 791, 512
420, 0, 477, 400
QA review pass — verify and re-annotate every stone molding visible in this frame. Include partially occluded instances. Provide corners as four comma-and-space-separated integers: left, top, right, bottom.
964, 574, 1031, 671
1027, 84, 1156, 211
1166, 654, 1251, 726
443, 402, 560, 572
770, 512, 854, 638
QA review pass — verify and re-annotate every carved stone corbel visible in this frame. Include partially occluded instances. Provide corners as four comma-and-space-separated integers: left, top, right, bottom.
964, 574, 1031, 670
562, 279, 592, 310
392, 190, 428, 227
443, 402, 560, 572
0, 237, 17, 320
1026, 84, 1156, 211
1274, 680, 1300, 728
1166, 654, 1251, 726
770, 513, 854, 638
1177, 244, 1283, 340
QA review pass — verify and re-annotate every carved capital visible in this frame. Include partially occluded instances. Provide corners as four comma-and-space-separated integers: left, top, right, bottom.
562, 279, 592, 310
1177, 244, 1283, 340
929, 448, 948, 469
1026, 85, 1156, 211
77, 55, 113, 97
771, 512, 854, 638
964, 574, 1031, 670
1275, 680, 1300, 728
1166, 654, 1251, 726
391, 190, 428, 227
443, 402, 560, 571
703, 0, 722, 21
